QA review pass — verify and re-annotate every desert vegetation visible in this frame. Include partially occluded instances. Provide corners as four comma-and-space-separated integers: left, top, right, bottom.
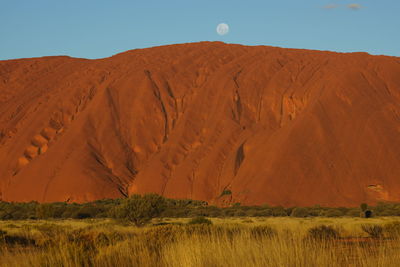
0, 217, 400, 266
2, 195, 400, 221
1, 196, 400, 266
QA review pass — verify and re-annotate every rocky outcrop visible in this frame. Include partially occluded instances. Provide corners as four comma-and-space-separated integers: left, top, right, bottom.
1, 42, 400, 206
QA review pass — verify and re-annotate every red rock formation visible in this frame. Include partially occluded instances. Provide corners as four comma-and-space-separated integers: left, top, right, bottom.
1, 42, 400, 206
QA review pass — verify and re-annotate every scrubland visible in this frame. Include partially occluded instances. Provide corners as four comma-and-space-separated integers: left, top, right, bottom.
1, 217, 400, 267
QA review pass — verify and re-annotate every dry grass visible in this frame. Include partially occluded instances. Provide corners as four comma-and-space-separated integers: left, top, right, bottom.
0, 217, 400, 266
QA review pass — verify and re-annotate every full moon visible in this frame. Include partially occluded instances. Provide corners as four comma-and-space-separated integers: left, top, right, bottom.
216, 23, 229, 36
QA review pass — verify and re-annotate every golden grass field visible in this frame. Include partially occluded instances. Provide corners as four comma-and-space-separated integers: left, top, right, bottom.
1, 217, 400, 267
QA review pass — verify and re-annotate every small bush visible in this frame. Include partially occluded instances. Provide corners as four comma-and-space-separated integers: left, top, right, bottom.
220, 189, 232, 197
65, 229, 127, 250
36, 203, 56, 219
183, 224, 243, 240
3, 234, 35, 246
271, 206, 288, 217
360, 203, 368, 212
33, 223, 69, 246
188, 216, 212, 225
384, 222, 400, 238
72, 205, 103, 219
363, 210, 373, 218
4, 224, 19, 229
322, 209, 344, 217
250, 225, 276, 239
115, 194, 166, 227
291, 207, 309, 218
142, 225, 181, 252
234, 210, 247, 217
184, 224, 214, 236
361, 224, 383, 238
307, 225, 339, 240
346, 209, 361, 217
0, 229, 7, 240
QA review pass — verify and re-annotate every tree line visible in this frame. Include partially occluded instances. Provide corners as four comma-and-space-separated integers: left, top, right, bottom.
1, 194, 400, 226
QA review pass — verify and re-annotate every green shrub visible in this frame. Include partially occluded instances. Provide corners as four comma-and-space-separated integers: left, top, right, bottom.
291, 207, 309, 217
115, 194, 166, 227
71, 205, 102, 219
307, 225, 339, 240
188, 216, 212, 225
3, 197, 400, 221
346, 209, 361, 217
234, 210, 247, 217
360, 203, 368, 212
271, 206, 288, 217
322, 209, 343, 217
222, 209, 236, 217
220, 189, 232, 197
36, 203, 57, 219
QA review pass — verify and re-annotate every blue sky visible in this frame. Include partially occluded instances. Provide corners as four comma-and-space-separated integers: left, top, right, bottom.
0, 0, 399, 60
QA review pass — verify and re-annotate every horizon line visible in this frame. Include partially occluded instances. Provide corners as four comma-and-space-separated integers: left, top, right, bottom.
1, 41, 399, 61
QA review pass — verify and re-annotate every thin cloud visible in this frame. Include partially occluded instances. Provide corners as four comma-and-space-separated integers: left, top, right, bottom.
347, 4, 363, 10
323, 4, 339, 9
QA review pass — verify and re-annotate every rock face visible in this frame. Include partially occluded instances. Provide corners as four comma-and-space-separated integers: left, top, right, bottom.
1, 42, 400, 206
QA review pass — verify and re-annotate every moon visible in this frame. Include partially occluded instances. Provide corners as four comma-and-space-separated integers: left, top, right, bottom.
216, 23, 229, 36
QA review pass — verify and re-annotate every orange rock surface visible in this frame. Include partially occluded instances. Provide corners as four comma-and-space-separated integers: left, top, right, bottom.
1, 42, 400, 206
